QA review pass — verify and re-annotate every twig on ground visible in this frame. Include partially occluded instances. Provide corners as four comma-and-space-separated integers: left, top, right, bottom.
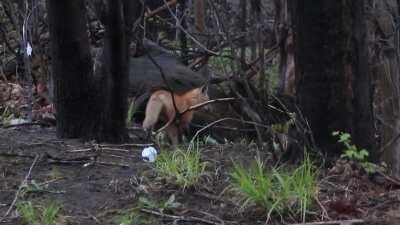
0, 154, 39, 223
98, 147, 129, 153
376, 170, 400, 186
315, 196, 331, 221
3, 121, 52, 128
99, 143, 153, 147
140, 208, 222, 225
95, 161, 130, 168
195, 210, 225, 225
287, 219, 365, 225
0, 152, 36, 159
86, 210, 101, 224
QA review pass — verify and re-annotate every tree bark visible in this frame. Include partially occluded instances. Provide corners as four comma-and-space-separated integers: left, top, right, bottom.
369, 0, 400, 175
95, 0, 142, 142
292, 0, 375, 155
276, 0, 295, 96
47, 0, 94, 138
178, 0, 188, 65
93, 0, 130, 142
351, 0, 375, 157
48, 0, 141, 142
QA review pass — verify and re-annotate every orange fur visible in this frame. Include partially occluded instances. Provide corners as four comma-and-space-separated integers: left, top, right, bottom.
142, 87, 209, 145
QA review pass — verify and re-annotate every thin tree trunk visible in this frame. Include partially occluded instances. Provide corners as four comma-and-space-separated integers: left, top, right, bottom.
194, 0, 209, 79
276, 0, 295, 96
178, 0, 188, 65
239, 0, 247, 65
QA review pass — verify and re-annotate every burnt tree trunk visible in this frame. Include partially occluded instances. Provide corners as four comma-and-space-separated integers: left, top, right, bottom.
97, 0, 129, 142
47, 0, 94, 138
351, 0, 375, 157
91, 0, 141, 142
48, 0, 141, 142
292, 0, 374, 154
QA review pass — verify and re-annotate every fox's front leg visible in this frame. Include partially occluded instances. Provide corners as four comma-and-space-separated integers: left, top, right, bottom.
165, 124, 180, 145
178, 112, 193, 139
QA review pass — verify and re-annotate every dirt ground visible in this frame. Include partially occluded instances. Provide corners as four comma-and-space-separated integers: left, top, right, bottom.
0, 126, 400, 225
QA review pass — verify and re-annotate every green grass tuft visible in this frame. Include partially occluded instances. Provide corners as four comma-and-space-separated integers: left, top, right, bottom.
230, 154, 318, 221
155, 147, 206, 189
17, 201, 62, 225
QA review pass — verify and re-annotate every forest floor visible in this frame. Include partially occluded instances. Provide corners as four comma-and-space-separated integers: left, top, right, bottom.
0, 126, 400, 225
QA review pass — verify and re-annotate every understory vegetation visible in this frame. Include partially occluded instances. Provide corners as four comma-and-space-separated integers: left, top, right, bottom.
230, 154, 318, 221
154, 146, 207, 190
16, 201, 63, 225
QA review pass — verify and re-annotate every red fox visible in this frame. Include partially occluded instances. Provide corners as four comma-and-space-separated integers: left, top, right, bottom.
142, 86, 209, 145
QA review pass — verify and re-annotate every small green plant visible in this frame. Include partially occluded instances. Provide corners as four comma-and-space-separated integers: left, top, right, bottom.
19, 180, 64, 197
230, 155, 318, 221
332, 131, 369, 161
48, 166, 64, 180
155, 147, 206, 189
16, 201, 63, 225
0, 106, 18, 124
117, 213, 135, 225
332, 131, 378, 173
114, 208, 157, 225
20, 180, 46, 197
139, 194, 181, 213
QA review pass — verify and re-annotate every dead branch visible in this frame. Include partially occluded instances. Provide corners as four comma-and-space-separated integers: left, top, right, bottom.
287, 219, 365, 225
161, 0, 218, 56
0, 154, 39, 223
155, 97, 237, 134
189, 117, 271, 143
140, 208, 223, 225
144, 0, 177, 19
183, 97, 237, 114
99, 143, 153, 147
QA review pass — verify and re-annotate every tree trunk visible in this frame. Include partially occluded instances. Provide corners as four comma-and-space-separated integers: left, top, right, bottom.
291, 1, 358, 154
351, 0, 375, 157
276, 0, 295, 96
178, 0, 188, 65
92, 0, 130, 142
47, 0, 94, 138
239, 0, 247, 65
369, 0, 400, 175
194, 0, 209, 79
48, 0, 141, 142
